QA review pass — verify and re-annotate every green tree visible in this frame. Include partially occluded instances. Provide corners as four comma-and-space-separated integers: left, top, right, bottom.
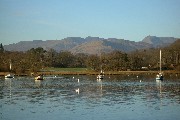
45, 49, 57, 67
105, 51, 129, 71
74, 53, 88, 67
26, 47, 46, 72
54, 51, 75, 68
86, 55, 100, 70
0, 43, 4, 53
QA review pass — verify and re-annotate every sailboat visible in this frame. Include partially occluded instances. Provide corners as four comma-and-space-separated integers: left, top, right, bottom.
5, 61, 14, 79
156, 50, 163, 81
97, 69, 103, 80
5, 73, 14, 79
35, 75, 44, 80
97, 53, 104, 80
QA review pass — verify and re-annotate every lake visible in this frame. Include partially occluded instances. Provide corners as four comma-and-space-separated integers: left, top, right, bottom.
0, 75, 180, 120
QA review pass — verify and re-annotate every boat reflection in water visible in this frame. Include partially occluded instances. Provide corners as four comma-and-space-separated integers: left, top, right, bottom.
156, 80, 163, 109
4, 78, 12, 98
156, 80, 162, 94
35, 79, 43, 87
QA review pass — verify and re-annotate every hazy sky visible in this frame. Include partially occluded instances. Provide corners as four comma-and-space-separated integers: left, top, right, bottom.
0, 0, 180, 45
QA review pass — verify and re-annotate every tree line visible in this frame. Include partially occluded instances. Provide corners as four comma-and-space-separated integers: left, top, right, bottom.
0, 40, 180, 74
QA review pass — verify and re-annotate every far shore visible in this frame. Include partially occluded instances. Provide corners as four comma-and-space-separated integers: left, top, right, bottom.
0, 70, 180, 76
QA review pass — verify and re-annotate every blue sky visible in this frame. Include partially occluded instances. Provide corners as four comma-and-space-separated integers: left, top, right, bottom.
0, 0, 180, 45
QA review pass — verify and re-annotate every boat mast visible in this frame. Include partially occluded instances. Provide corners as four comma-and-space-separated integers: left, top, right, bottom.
99, 49, 103, 73
160, 50, 161, 73
9, 59, 12, 71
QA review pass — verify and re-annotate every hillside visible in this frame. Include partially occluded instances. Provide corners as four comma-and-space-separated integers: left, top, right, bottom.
70, 40, 113, 55
4, 36, 178, 54
70, 39, 153, 55
142, 36, 177, 47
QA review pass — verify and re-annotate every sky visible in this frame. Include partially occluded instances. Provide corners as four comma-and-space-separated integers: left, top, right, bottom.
0, 0, 180, 45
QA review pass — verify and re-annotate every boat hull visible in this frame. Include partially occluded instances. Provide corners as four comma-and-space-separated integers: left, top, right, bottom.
35, 78, 43, 80
35, 76, 44, 80
5, 77, 14, 79
97, 75, 103, 80
156, 76, 163, 81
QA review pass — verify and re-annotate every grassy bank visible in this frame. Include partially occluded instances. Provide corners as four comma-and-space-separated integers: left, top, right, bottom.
0, 67, 180, 76
38, 67, 95, 75
42, 67, 180, 74
42, 67, 89, 72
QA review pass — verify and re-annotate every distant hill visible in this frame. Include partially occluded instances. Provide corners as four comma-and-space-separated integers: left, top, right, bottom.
70, 40, 113, 55
142, 36, 177, 47
70, 39, 152, 55
4, 36, 178, 54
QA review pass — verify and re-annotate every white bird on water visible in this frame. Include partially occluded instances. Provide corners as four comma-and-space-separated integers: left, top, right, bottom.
75, 88, 79, 94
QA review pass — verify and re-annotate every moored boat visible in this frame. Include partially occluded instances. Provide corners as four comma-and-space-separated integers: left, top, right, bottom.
156, 50, 163, 81
97, 70, 103, 80
97, 74, 103, 80
156, 73, 163, 80
5, 73, 14, 79
35, 75, 44, 80
5, 60, 14, 79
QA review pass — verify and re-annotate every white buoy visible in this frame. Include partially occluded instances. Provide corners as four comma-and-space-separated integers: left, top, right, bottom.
140, 80, 142, 83
78, 79, 79, 83
73, 76, 74, 79
75, 88, 79, 94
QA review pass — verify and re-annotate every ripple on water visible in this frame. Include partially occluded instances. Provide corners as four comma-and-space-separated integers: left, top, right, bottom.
0, 76, 180, 120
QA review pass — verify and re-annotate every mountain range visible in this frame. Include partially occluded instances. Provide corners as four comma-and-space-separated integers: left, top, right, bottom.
4, 36, 178, 54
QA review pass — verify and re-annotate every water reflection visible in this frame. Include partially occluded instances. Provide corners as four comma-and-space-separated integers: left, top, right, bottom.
4, 79, 13, 98
34, 79, 42, 88
0, 76, 180, 120
156, 80, 162, 95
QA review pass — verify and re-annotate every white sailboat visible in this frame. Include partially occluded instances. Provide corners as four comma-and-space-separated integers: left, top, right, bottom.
5, 61, 14, 79
97, 52, 104, 80
97, 69, 103, 80
35, 75, 44, 80
5, 73, 14, 79
156, 50, 163, 81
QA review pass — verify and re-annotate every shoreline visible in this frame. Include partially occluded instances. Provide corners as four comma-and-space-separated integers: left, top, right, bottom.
0, 70, 180, 76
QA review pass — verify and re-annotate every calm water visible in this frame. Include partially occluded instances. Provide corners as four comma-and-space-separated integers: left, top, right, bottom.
0, 75, 180, 120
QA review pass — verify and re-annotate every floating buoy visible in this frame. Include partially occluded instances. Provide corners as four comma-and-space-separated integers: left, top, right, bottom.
75, 88, 79, 94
